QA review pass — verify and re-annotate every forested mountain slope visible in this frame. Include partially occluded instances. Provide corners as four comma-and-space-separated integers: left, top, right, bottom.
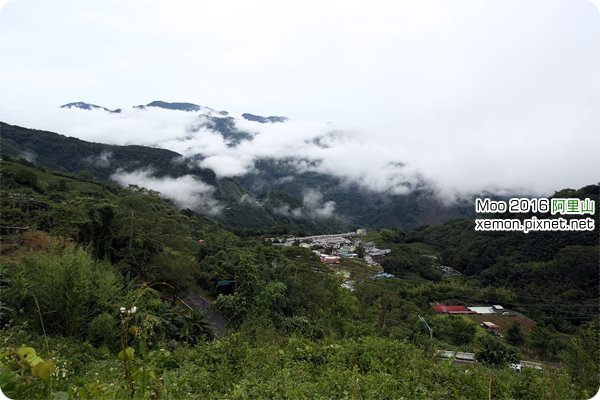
0, 122, 344, 233
399, 184, 599, 332
1, 119, 473, 233
0, 158, 598, 399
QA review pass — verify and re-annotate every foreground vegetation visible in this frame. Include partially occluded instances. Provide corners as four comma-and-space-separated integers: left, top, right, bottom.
0, 159, 598, 399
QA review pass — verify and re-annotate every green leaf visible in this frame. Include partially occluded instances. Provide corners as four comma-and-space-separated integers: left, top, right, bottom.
16, 346, 36, 361
118, 347, 135, 361
139, 338, 146, 357
16, 346, 44, 367
32, 360, 55, 381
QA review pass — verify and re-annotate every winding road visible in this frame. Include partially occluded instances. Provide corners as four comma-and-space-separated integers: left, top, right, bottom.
183, 293, 229, 338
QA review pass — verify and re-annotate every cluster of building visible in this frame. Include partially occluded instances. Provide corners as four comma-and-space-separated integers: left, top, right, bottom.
436, 350, 475, 364
274, 229, 391, 266
436, 350, 543, 371
357, 241, 392, 266
439, 265, 461, 278
432, 304, 508, 315
372, 271, 395, 279
433, 303, 510, 336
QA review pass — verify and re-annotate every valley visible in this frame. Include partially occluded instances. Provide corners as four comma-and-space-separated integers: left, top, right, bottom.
0, 123, 598, 399
1, 2, 598, 398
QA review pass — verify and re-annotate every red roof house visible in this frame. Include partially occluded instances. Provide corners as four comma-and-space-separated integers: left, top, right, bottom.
433, 305, 474, 314
320, 255, 341, 264
480, 321, 501, 331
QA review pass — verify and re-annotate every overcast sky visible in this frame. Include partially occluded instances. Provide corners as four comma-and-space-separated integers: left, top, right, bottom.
0, 0, 598, 198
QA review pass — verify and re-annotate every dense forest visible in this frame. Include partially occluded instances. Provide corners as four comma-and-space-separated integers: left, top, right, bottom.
0, 157, 598, 399
404, 184, 599, 333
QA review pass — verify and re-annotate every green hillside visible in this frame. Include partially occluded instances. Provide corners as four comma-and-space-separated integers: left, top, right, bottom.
0, 159, 598, 399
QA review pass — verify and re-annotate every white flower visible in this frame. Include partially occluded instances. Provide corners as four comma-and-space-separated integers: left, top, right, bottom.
129, 306, 137, 314
119, 307, 126, 313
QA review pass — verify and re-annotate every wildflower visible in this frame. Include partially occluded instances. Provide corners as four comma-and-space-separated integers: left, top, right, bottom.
129, 306, 137, 314
120, 307, 126, 314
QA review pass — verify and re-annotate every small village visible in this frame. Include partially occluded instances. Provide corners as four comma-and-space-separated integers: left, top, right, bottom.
269, 229, 463, 287
271, 228, 391, 266
432, 303, 543, 372
271, 229, 546, 373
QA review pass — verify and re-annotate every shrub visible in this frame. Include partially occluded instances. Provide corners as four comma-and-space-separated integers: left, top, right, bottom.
8, 245, 124, 338
435, 316, 476, 345
475, 335, 517, 366
88, 312, 117, 348
506, 322, 525, 346
281, 316, 324, 339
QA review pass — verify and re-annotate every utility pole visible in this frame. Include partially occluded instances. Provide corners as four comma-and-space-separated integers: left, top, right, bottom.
379, 305, 387, 331
129, 210, 134, 254
418, 315, 433, 340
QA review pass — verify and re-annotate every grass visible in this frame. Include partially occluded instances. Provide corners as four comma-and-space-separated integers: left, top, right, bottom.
360, 230, 441, 258
337, 258, 380, 280
359, 231, 381, 242
0, 231, 54, 264
467, 314, 536, 335
1, 160, 107, 194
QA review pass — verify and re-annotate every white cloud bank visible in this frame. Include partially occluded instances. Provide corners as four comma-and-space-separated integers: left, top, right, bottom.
0, 0, 598, 200
274, 189, 337, 219
84, 150, 113, 168
1, 102, 598, 201
110, 169, 222, 215
302, 189, 336, 219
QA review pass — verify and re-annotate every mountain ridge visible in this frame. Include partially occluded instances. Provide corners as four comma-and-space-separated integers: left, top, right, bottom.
61, 100, 288, 123
60, 101, 121, 113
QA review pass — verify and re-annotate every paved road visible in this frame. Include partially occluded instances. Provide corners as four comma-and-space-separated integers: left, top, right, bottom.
183, 294, 229, 338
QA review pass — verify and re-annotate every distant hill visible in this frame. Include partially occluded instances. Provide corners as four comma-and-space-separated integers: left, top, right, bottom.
241, 113, 288, 123
60, 102, 121, 113
136, 100, 202, 112
237, 158, 474, 230
0, 122, 347, 233
1, 116, 474, 233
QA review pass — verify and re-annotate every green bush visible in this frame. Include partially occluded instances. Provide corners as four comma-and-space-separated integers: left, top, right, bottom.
8, 245, 124, 338
88, 312, 117, 348
434, 316, 476, 345
475, 334, 518, 366
506, 322, 525, 346
281, 316, 324, 339
560, 320, 600, 397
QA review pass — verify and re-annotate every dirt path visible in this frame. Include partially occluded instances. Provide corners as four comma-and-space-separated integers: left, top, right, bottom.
183, 293, 229, 338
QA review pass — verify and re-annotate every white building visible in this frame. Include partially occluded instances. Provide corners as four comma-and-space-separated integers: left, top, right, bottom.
467, 306, 495, 314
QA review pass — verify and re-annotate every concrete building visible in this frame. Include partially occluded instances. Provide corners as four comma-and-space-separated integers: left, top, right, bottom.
468, 306, 495, 314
